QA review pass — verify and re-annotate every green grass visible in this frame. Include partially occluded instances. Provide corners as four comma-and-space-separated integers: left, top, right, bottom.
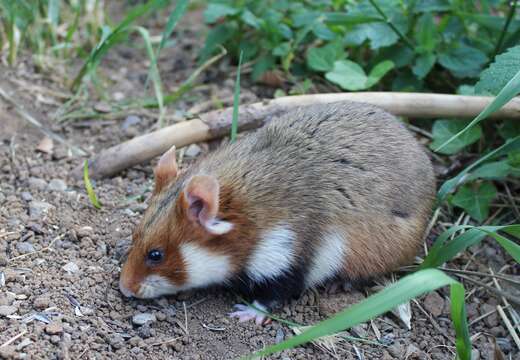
83, 160, 101, 209
230, 50, 244, 142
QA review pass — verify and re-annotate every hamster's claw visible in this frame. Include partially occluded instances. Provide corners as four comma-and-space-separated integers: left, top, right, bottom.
229, 302, 271, 326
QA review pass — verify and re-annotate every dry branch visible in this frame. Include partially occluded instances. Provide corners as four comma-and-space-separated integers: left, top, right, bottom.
73, 92, 520, 179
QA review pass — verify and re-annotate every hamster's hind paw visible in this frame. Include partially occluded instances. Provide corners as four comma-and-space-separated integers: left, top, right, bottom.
229, 301, 271, 326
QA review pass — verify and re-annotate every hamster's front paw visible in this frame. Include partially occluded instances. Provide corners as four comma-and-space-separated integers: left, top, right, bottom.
229, 301, 271, 325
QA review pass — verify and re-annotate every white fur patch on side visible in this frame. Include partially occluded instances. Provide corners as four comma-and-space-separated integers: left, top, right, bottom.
137, 275, 179, 299
305, 229, 348, 288
203, 218, 234, 235
180, 242, 233, 288
245, 224, 296, 282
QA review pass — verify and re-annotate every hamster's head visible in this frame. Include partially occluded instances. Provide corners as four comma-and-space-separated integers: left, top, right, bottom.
119, 146, 237, 299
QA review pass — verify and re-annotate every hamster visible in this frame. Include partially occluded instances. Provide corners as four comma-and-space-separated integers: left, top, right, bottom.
119, 101, 435, 325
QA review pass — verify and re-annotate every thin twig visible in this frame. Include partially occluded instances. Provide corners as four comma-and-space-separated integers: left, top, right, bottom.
490, 268, 520, 331
456, 274, 520, 306
497, 305, 520, 351
8, 234, 65, 262
149, 336, 182, 347
0, 330, 27, 347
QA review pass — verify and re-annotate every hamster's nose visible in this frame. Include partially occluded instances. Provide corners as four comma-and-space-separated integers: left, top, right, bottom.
119, 278, 135, 298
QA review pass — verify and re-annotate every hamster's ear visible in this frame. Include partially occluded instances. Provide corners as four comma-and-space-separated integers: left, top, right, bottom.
183, 175, 233, 235
154, 145, 178, 194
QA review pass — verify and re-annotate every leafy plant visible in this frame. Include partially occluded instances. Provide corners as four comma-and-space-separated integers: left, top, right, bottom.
200, 0, 520, 93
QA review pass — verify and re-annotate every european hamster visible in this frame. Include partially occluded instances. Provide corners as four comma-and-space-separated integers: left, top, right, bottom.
119, 101, 435, 324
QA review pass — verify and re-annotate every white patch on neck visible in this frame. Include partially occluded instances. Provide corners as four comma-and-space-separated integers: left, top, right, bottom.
245, 224, 296, 282
306, 229, 348, 287
180, 242, 232, 288
137, 275, 179, 299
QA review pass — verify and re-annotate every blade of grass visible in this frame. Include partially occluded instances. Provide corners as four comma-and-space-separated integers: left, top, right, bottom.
71, 0, 169, 90
437, 135, 520, 202
231, 50, 243, 142
157, 0, 189, 57
47, 0, 60, 26
421, 225, 520, 269
134, 26, 165, 127
245, 269, 470, 360
434, 68, 520, 153
145, 0, 189, 89
83, 160, 101, 209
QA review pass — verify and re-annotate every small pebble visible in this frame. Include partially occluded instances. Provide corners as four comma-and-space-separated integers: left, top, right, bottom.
132, 312, 156, 326
16, 241, 35, 254
423, 291, 444, 317
0, 305, 17, 316
45, 322, 63, 335
33, 295, 50, 309
122, 115, 141, 130
77, 226, 94, 239
20, 192, 33, 201
28, 177, 47, 190
29, 201, 54, 219
63, 262, 80, 274
47, 179, 67, 192
185, 144, 201, 157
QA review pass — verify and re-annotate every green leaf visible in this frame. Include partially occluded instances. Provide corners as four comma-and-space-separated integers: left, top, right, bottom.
344, 22, 399, 50
415, 13, 437, 53
249, 269, 471, 360
251, 54, 275, 81
430, 120, 482, 155
366, 60, 394, 87
272, 42, 291, 57
241, 9, 261, 29
378, 45, 414, 68
306, 42, 343, 72
438, 43, 487, 78
203, 3, 239, 24
476, 45, 520, 95
434, 68, 520, 153
451, 182, 497, 222
499, 119, 520, 140
198, 23, 235, 63
312, 22, 335, 40
156, 0, 189, 56
83, 160, 101, 209
421, 225, 520, 269
325, 60, 367, 90
437, 136, 520, 202
325, 60, 393, 91
467, 161, 511, 181
412, 53, 436, 79
413, 0, 450, 12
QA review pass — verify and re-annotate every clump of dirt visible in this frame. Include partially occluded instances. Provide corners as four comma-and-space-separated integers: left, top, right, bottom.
1, 9, 519, 360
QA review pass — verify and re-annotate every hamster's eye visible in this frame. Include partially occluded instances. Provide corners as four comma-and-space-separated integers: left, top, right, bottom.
146, 249, 164, 265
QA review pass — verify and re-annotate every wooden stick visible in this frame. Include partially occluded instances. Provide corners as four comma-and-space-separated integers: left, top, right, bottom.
73, 92, 520, 179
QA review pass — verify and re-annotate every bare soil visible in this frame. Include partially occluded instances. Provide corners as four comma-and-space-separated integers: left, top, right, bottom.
0, 9, 519, 360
